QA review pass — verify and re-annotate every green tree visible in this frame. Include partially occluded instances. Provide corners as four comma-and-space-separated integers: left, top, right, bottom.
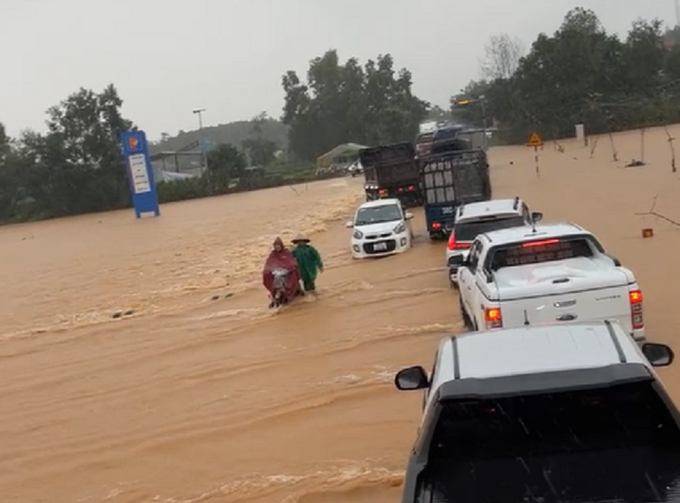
241, 112, 277, 166
456, 8, 676, 144
281, 50, 428, 160
207, 143, 247, 189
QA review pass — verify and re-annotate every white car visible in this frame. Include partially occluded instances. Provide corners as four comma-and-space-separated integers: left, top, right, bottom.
456, 222, 645, 341
446, 197, 537, 287
347, 198, 414, 258
394, 322, 676, 503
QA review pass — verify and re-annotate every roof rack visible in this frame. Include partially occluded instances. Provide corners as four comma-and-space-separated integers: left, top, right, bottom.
604, 320, 626, 363
452, 336, 461, 379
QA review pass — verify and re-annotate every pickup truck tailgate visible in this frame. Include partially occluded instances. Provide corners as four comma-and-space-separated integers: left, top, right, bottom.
493, 257, 634, 331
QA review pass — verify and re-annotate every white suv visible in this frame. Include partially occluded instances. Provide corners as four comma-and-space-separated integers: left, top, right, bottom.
347, 198, 413, 259
447, 197, 538, 287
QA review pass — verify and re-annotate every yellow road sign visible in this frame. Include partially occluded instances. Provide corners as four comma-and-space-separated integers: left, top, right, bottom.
527, 131, 544, 147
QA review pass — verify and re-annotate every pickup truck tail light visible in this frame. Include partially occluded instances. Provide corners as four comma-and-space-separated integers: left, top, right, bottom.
447, 232, 472, 251
629, 288, 644, 330
485, 307, 503, 329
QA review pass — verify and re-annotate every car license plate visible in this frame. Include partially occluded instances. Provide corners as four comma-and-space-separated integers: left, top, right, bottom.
374, 242, 387, 251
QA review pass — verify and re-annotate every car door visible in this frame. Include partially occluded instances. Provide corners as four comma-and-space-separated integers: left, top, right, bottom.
459, 239, 482, 316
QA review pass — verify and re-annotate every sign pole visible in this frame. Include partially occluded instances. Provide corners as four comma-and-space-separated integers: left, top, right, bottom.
526, 131, 544, 179
534, 146, 539, 177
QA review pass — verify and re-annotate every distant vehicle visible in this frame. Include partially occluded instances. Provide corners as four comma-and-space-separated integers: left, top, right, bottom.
346, 198, 414, 259
394, 322, 678, 503
347, 159, 363, 177
360, 143, 423, 208
420, 149, 492, 239
416, 126, 489, 159
446, 197, 536, 288
455, 222, 646, 341
418, 120, 438, 134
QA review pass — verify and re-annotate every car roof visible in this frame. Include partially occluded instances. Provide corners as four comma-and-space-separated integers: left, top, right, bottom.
479, 221, 588, 244
456, 198, 523, 222
357, 198, 401, 209
433, 321, 649, 387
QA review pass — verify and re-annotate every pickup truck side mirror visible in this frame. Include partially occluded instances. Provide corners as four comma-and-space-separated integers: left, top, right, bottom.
531, 212, 543, 222
447, 255, 465, 268
641, 343, 674, 367
394, 366, 429, 391
345, 221, 354, 228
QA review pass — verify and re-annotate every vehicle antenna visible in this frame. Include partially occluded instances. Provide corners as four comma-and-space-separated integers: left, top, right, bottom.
531, 216, 538, 234
523, 309, 530, 326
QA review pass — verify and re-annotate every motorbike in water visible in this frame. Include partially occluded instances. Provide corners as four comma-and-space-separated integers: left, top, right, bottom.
269, 268, 298, 308
263, 252, 303, 309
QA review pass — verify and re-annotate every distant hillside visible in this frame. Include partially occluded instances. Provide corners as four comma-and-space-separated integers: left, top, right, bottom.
150, 119, 289, 154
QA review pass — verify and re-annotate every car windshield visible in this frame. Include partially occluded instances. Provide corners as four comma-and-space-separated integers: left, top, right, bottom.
455, 215, 525, 241
424, 381, 680, 503
355, 205, 402, 226
488, 236, 595, 271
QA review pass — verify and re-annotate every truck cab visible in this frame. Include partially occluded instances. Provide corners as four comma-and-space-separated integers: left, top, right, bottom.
394, 322, 678, 503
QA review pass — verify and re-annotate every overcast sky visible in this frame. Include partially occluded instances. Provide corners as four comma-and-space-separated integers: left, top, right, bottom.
1, 0, 675, 140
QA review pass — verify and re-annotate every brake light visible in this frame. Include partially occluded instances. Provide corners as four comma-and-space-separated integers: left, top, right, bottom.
432, 222, 442, 230
378, 188, 388, 196
448, 232, 471, 250
448, 232, 457, 250
397, 187, 404, 192
485, 307, 503, 329
407, 185, 415, 191
522, 238, 559, 248
629, 288, 644, 330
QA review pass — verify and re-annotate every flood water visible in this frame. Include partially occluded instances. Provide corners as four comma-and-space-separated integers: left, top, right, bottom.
2, 126, 680, 503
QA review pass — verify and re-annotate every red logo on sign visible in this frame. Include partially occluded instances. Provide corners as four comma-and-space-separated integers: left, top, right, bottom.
128, 137, 139, 149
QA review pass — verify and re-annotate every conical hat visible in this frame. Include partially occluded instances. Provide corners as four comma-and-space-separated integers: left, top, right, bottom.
291, 233, 310, 243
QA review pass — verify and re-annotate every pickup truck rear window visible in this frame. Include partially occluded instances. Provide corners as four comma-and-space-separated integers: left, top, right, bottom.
489, 237, 593, 270
455, 216, 525, 242
424, 381, 680, 503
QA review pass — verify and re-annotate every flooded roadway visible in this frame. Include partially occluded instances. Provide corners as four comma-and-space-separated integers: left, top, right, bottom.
1, 126, 680, 502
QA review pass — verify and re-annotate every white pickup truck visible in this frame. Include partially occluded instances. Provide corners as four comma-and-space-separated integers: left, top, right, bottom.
457, 222, 645, 341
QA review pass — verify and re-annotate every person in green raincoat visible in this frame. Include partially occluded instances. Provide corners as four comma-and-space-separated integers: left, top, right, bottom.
291, 234, 323, 293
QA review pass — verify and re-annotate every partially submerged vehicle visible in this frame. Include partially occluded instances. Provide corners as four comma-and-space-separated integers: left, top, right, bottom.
395, 321, 679, 503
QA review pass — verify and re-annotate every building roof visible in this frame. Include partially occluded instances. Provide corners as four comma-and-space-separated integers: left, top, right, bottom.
317, 143, 370, 161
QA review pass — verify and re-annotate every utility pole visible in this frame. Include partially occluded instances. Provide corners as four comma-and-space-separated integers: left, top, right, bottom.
478, 95, 488, 151
192, 108, 208, 175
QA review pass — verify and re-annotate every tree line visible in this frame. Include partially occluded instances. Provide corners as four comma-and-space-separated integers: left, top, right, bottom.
1, 6, 678, 224
451, 8, 680, 143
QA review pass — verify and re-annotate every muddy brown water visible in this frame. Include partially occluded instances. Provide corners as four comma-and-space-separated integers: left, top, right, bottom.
1, 126, 680, 502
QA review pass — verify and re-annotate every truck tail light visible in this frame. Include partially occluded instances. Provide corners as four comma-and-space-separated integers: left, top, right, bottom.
378, 188, 388, 196
629, 288, 644, 330
447, 232, 471, 250
447, 232, 457, 250
485, 307, 503, 329
432, 222, 442, 230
